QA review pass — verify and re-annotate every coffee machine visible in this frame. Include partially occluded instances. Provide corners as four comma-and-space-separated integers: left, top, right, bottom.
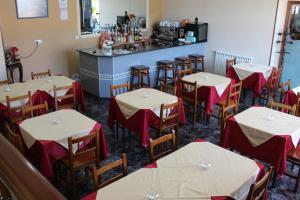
156, 20, 185, 43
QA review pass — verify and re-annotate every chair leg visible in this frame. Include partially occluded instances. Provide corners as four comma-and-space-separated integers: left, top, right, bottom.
70, 169, 76, 200
193, 102, 197, 125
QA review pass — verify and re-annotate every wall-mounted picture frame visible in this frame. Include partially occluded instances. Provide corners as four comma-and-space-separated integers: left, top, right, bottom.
15, 0, 48, 19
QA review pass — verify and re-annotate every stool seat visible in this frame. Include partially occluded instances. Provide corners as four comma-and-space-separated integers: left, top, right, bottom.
131, 65, 149, 71
157, 60, 175, 65
175, 57, 191, 62
189, 54, 204, 59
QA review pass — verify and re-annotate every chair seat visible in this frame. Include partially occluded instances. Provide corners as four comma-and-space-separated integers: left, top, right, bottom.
216, 99, 236, 107
157, 60, 175, 65
288, 145, 300, 161
62, 151, 96, 169
151, 119, 177, 131
189, 54, 204, 59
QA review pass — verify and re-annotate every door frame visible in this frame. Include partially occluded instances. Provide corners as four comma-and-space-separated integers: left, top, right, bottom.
278, 1, 300, 69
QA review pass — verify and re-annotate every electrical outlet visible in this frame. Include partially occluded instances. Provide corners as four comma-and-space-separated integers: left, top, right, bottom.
34, 39, 43, 45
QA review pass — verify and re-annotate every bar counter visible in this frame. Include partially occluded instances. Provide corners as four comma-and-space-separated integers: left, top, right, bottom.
78, 42, 205, 98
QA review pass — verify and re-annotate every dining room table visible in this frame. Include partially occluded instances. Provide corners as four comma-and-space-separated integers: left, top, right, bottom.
177, 72, 233, 115
226, 63, 274, 96
18, 109, 108, 179
0, 76, 86, 121
81, 140, 263, 200
221, 106, 300, 176
108, 88, 186, 148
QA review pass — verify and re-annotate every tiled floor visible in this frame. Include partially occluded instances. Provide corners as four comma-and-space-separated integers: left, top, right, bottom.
56, 91, 299, 200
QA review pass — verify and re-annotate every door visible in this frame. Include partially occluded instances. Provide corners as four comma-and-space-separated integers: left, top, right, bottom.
280, 2, 300, 88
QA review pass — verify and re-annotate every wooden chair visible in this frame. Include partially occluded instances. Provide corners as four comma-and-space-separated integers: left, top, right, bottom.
149, 131, 176, 163
3, 122, 26, 156
53, 84, 76, 110
151, 100, 180, 139
110, 82, 131, 97
257, 68, 282, 106
110, 82, 131, 144
22, 101, 49, 120
180, 80, 198, 125
160, 82, 176, 96
269, 99, 296, 115
285, 144, 300, 192
217, 81, 242, 132
177, 68, 193, 78
61, 128, 100, 199
92, 153, 127, 190
225, 57, 236, 74
31, 69, 51, 80
279, 79, 291, 102
246, 167, 273, 200
0, 79, 11, 86
6, 91, 32, 124
296, 92, 300, 117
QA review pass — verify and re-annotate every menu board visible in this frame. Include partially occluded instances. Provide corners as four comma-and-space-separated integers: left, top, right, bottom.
15, 0, 48, 19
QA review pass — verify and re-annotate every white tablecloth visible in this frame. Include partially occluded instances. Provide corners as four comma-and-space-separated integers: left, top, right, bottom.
19, 109, 97, 152
235, 107, 300, 147
232, 63, 273, 81
182, 72, 231, 97
95, 142, 259, 200
292, 85, 300, 94
0, 76, 74, 107
115, 88, 178, 119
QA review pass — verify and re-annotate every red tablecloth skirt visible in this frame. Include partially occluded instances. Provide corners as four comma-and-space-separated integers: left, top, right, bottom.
108, 97, 186, 148
176, 79, 232, 115
0, 82, 86, 121
226, 66, 269, 96
27, 122, 108, 179
221, 117, 294, 176
284, 90, 298, 106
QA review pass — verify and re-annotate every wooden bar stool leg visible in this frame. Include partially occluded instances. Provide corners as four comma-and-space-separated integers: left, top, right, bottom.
156, 67, 160, 88
164, 66, 168, 84
147, 70, 150, 87
138, 72, 141, 89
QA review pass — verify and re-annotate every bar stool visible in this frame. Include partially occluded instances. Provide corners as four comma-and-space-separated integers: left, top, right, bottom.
156, 60, 176, 87
175, 57, 193, 75
189, 54, 205, 72
130, 65, 150, 90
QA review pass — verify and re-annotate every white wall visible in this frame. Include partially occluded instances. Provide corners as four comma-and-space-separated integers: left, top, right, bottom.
162, 0, 278, 72
0, 29, 7, 80
100, 0, 147, 25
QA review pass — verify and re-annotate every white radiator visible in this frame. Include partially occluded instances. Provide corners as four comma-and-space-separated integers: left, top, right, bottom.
214, 51, 252, 75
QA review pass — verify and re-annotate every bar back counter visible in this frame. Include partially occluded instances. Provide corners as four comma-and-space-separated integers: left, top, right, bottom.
78, 42, 205, 98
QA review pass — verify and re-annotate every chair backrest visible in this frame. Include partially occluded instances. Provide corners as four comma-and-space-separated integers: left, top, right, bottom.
279, 79, 291, 102
226, 57, 236, 74
92, 153, 128, 190
180, 80, 198, 102
267, 68, 282, 93
3, 122, 26, 155
110, 82, 130, 97
67, 128, 100, 169
6, 91, 32, 123
31, 70, 51, 80
150, 131, 176, 162
296, 92, 300, 117
225, 81, 243, 107
269, 99, 297, 115
246, 167, 273, 200
178, 68, 193, 78
158, 100, 181, 132
160, 82, 176, 96
0, 79, 12, 86
54, 84, 76, 110
22, 101, 49, 120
